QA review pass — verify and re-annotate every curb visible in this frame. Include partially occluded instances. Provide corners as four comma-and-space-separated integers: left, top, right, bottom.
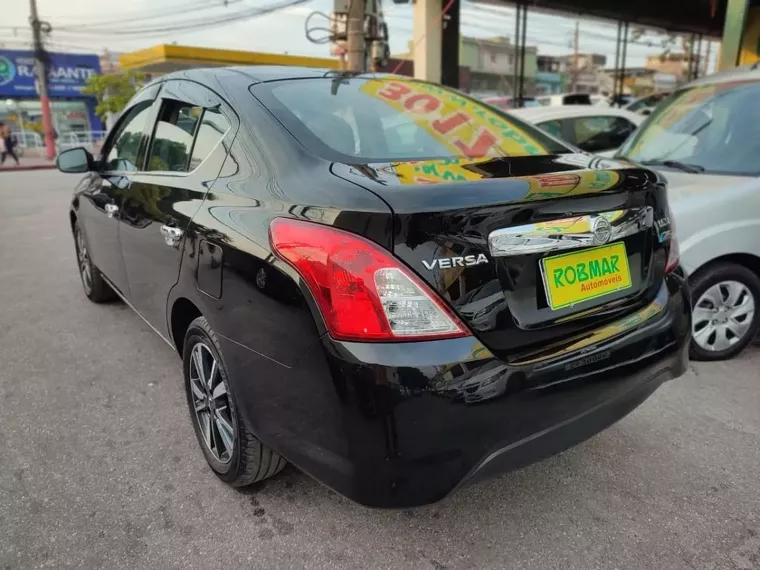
0, 164, 57, 172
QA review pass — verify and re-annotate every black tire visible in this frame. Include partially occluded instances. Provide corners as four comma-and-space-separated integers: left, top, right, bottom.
73, 220, 116, 303
183, 316, 286, 486
689, 262, 760, 361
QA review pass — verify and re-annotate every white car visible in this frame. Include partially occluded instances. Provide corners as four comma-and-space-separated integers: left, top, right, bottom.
614, 65, 760, 360
510, 105, 644, 154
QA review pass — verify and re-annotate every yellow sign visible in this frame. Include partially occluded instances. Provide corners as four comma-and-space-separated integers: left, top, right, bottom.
541, 243, 632, 310
361, 79, 549, 158
520, 170, 620, 201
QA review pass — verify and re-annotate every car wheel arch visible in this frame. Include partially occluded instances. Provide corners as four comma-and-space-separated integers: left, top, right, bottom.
689, 253, 760, 283
170, 297, 203, 355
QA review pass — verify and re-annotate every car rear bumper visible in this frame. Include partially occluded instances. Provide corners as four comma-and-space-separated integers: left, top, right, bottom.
222, 271, 690, 508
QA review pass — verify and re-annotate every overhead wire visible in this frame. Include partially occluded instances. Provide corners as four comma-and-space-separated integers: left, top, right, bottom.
55, 0, 245, 30
49, 0, 314, 38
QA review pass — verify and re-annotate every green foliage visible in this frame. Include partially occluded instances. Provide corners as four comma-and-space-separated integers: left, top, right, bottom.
81, 72, 146, 121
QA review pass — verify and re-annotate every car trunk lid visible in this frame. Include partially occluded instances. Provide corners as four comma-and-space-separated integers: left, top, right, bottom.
332, 154, 673, 362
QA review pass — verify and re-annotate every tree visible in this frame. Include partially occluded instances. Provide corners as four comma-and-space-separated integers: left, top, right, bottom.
81, 71, 145, 121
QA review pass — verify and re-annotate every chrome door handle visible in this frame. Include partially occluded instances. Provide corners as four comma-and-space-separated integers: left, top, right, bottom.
105, 203, 119, 218
160, 225, 184, 247
488, 206, 653, 257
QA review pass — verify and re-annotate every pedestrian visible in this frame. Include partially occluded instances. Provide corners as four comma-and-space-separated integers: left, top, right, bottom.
0, 122, 21, 166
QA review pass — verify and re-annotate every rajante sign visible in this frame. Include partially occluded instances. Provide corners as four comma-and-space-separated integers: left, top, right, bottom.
0, 49, 101, 98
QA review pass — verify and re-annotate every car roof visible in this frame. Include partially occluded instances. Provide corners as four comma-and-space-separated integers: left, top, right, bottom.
159, 66, 390, 85
682, 63, 760, 89
509, 105, 644, 124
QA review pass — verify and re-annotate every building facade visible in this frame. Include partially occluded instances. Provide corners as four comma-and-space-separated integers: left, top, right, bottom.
536, 55, 565, 94
645, 53, 702, 82
459, 36, 537, 96
0, 49, 103, 146
556, 53, 607, 94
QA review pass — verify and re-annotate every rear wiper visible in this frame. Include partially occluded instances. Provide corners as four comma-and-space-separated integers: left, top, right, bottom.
641, 159, 705, 174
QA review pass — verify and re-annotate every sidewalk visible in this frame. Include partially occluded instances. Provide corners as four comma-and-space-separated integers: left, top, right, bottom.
0, 155, 57, 172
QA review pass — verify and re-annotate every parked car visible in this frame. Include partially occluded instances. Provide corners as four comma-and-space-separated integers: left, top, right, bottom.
58, 68, 689, 508
536, 93, 593, 106
510, 105, 644, 154
615, 64, 760, 360
625, 92, 671, 116
483, 95, 541, 110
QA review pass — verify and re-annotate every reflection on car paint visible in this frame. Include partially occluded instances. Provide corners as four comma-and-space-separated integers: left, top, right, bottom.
513, 283, 669, 365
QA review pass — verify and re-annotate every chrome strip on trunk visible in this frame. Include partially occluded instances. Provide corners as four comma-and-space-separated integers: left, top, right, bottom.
488, 206, 653, 257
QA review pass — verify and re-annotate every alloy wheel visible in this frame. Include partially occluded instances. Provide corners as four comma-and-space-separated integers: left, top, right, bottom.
75, 229, 92, 294
692, 280, 755, 352
189, 343, 235, 463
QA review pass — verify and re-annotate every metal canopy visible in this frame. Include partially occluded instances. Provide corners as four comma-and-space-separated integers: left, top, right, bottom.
476, 0, 728, 37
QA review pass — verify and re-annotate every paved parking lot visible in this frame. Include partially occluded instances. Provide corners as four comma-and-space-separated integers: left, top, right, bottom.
2, 170, 760, 570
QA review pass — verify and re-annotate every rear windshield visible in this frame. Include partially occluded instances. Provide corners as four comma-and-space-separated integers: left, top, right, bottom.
254, 77, 570, 162
563, 94, 592, 105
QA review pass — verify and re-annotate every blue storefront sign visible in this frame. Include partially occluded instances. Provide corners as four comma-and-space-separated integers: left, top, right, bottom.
0, 49, 101, 97
0, 49, 103, 133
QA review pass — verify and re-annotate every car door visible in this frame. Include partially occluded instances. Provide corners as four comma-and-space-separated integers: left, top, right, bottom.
77, 85, 160, 296
117, 79, 236, 337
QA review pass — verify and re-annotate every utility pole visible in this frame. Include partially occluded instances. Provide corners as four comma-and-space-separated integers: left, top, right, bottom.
29, 0, 56, 160
703, 40, 712, 76
571, 20, 579, 93
346, 0, 366, 72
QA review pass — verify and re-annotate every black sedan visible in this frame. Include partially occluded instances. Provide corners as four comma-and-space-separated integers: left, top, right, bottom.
57, 67, 690, 508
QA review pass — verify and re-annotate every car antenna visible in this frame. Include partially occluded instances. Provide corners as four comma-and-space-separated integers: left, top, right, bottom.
324, 69, 361, 95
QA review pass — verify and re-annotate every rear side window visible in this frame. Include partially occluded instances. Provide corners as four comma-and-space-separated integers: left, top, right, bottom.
537, 119, 563, 138
147, 101, 202, 172
188, 109, 231, 171
569, 116, 635, 153
104, 102, 152, 172
256, 77, 570, 161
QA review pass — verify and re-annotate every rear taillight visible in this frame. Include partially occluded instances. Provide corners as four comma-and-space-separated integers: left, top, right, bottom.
665, 212, 679, 274
269, 218, 469, 342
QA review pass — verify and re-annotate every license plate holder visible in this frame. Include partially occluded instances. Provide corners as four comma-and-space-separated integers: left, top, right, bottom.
541, 242, 632, 311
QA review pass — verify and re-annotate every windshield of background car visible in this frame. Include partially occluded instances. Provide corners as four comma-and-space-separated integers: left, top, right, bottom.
257, 77, 570, 162
618, 79, 760, 175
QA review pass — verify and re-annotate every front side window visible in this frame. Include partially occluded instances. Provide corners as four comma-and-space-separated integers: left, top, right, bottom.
619, 80, 760, 175
147, 101, 202, 172
256, 77, 570, 162
104, 103, 152, 171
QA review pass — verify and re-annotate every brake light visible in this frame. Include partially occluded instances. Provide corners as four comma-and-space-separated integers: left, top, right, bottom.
269, 218, 469, 342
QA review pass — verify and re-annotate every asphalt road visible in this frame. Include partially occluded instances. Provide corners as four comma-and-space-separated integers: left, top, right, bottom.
2, 170, 760, 570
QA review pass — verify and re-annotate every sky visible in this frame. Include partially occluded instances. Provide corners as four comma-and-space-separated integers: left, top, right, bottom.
1, 0, 716, 71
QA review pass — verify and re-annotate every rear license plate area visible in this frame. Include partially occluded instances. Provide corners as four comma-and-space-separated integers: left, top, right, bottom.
540, 242, 632, 311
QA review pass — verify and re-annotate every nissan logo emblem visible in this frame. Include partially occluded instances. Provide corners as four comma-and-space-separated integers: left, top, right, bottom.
592, 216, 612, 244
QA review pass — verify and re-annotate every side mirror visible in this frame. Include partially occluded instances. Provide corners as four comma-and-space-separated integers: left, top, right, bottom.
56, 147, 94, 174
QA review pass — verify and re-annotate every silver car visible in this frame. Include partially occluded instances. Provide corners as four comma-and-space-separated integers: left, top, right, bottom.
615, 65, 760, 360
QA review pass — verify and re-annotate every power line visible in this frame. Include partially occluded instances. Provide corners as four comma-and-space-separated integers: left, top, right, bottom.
55, 0, 242, 30
50, 0, 313, 37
